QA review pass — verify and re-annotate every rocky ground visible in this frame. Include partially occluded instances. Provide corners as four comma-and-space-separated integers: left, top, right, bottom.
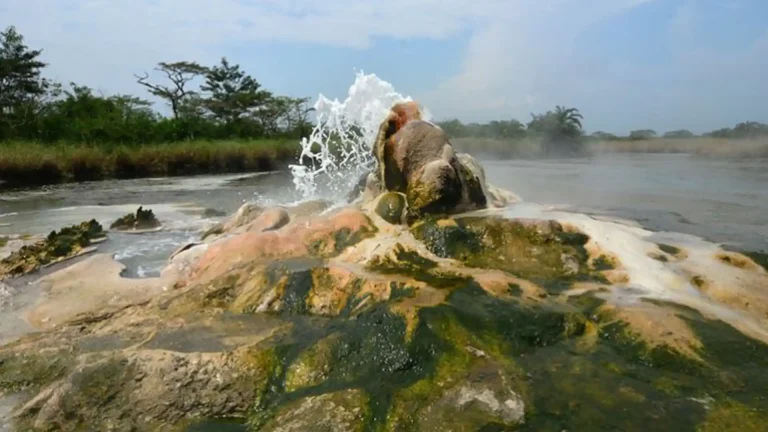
1, 104, 767, 431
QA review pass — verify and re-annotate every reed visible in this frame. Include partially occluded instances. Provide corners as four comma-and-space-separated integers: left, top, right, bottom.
0, 140, 299, 189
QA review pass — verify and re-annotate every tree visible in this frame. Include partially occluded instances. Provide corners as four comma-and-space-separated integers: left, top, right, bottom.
527, 105, 585, 155
488, 119, 526, 140
732, 121, 768, 139
528, 106, 583, 138
0, 25, 50, 137
591, 131, 618, 140
201, 57, 272, 126
279, 96, 315, 138
436, 119, 467, 138
629, 129, 657, 140
663, 129, 695, 139
135, 61, 207, 119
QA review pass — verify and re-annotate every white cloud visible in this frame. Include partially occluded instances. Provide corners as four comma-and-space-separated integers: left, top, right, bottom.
2, 0, 765, 132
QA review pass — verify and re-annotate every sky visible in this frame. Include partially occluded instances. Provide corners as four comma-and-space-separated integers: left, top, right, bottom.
2, 0, 767, 134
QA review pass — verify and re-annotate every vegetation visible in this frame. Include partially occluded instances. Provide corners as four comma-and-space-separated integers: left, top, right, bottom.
0, 26, 312, 144
110, 207, 162, 231
0, 220, 105, 278
440, 116, 768, 159
0, 25, 309, 188
2, 23, 767, 189
0, 140, 296, 188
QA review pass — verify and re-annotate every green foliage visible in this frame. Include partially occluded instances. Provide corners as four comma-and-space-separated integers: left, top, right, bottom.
202, 57, 271, 127
664, 129, 696, 139
526, 105, 585, 155
0, 26, 312, 145
437, 106, 585, 156
705, 121, 768, 139
629, 129, 658, 140
591, 131, 619, 140
0, 26, 51, 140
0, 139, 296, 188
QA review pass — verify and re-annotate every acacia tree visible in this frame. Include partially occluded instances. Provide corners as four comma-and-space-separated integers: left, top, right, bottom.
135, 61, 207, 119
278, 96, 314, 137
201, 57, 272, 127
0, 25, 51, 137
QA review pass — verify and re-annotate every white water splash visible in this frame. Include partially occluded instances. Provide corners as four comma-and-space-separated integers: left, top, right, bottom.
290, 71, 431, 200
494, 203, 768, 343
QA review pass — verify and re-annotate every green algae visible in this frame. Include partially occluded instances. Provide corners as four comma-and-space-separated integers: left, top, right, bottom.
261, 389, 371, 432
698, 400, 768, 432
405, 170, 462, 224
410, 216, 594, 282
0, 219, 105, 277
0, 351, 73, 393
385, 308, 527, 431
284, 334, 340, 392
366, 243, 471, 289
281, 270, 313, 315
0, 236, 8, 248
592, 254, 617, 271
308, 222, 378, 258
507, 283, 523, 296
374, 192, 407, 225
658, 243, 682, 256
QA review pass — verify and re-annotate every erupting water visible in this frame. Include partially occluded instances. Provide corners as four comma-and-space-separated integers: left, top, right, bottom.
289, 71, 431, 200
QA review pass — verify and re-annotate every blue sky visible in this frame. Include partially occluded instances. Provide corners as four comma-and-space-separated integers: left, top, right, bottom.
2, 0, 766, 134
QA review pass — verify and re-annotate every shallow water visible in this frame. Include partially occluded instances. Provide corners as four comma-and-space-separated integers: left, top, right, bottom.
481, 153, 768, 251
1, 154, 766, 279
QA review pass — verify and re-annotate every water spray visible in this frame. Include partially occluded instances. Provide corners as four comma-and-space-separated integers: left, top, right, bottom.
289, 71, 430, 200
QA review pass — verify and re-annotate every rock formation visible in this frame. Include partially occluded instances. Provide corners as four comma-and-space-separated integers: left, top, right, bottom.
348, 101, 519, 222
0, 220, 105, 279
110, 206, 162, 232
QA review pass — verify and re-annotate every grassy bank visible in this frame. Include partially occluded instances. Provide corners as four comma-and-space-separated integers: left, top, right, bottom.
592, 137, 768, 157
0, 140, 299, 189
451, 137, 768, 159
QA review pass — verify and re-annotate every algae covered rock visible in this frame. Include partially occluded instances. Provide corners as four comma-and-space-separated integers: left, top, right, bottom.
109, 206, 162, 231
411, 216, 592, 281
259, 389, 370, 432
373, 192, 407, 225
0, 219, 105, 278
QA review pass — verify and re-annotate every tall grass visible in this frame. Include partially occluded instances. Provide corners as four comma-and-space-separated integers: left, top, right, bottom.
451, 137, 544, 158
450, 137, 768, 159
0, 140, 299, 189
591, 138, 768, 157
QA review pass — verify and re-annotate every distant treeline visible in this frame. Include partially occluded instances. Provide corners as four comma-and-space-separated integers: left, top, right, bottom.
435, 118, 768, 143
3, 24, 766, 152
0, 26, 313, 144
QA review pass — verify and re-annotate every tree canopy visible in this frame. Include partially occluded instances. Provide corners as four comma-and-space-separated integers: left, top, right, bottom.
0, 26, 313, 143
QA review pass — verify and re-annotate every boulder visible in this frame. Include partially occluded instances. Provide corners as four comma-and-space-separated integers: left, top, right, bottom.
349, 102, 519, 221
109, 206, 162, 232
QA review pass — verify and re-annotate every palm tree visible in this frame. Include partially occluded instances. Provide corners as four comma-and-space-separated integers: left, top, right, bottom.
527, 106, 585, 156
554, 105, 583, 137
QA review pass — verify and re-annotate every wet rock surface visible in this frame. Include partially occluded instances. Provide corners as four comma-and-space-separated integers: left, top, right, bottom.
110, 206, 162, 232
1, 103, 768, 431
0, 220, 105, 280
